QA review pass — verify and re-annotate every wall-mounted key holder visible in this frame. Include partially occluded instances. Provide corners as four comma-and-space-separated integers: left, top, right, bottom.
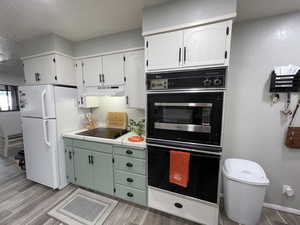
270, 70, 300, 93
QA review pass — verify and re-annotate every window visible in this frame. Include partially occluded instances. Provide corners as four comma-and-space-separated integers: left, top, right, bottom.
0, 85, 19, 112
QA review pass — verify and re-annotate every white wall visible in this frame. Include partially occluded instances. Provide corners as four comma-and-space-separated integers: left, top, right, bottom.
143, 0, 237, 33
0, 69, 24, 85
225, 12, 300, 209
0, 69, 24, 135
73, 29, 144, 57
91, 96, 145, 128
0, 36, 24, 137
20, 33, 73, 57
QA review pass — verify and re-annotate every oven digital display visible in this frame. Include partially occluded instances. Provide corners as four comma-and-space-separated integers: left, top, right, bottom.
150, 79, 168, 89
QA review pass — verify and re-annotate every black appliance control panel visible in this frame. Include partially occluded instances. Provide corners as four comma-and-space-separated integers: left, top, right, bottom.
147, 68, 226, 91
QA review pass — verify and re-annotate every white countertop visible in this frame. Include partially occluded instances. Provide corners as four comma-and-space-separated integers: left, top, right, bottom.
63, 128, 146, 149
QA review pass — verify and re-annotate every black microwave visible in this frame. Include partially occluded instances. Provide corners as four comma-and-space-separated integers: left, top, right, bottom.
147, 91, 223, 151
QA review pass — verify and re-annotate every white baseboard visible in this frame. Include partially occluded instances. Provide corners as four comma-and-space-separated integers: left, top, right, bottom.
220, 193, 300, 216
263, 203, 300, 215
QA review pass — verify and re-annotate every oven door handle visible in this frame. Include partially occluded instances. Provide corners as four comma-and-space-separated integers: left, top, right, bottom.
154, 122, 211, 133
154, 102, 213, 107
147, 144, 221, 159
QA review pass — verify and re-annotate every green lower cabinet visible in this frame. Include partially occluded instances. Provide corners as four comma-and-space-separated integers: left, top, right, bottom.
92, 151, 114, 195
73, 147, 114, 195
65, 146, 75, 183
74, 148, 93, 189
115, 184, 147, 206
64, 139, 147, 207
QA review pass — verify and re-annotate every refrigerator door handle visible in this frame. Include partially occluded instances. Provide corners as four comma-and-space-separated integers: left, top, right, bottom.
41, 89, 47, 119
43, 120, 51, 148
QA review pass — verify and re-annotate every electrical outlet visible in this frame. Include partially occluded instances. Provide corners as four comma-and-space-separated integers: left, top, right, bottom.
282, 185, 295, 197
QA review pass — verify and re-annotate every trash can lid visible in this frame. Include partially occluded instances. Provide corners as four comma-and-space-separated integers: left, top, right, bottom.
223, 158, 270, 186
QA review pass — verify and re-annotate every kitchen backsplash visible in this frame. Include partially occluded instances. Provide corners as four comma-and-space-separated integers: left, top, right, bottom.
89, 96, 145, 128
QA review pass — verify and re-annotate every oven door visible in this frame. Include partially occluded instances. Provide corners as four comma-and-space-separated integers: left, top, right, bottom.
147, 91, 223, 150
148, 144, 220, 204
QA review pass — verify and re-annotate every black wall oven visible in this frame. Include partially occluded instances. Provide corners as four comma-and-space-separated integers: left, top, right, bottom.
148, 144, 220, 203
146, 68, 226, 151
146, 68, 225, 205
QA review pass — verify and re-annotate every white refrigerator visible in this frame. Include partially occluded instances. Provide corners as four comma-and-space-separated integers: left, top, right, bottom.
19, 85, 81, 189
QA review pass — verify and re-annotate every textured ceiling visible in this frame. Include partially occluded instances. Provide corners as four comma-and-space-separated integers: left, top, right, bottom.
0, 0, 299, 45
0, 0, 171, 42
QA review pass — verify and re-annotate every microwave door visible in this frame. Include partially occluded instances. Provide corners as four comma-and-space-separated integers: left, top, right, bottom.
154, 102, 213, 133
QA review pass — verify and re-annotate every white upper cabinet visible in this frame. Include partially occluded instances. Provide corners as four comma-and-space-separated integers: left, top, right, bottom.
23, 53, 76, 86
145, 20, 232, 71
82, 57, 102, 87
102, 53, 125, 86
125, 50, 145, 109
23, 54, 56, 85
145, 31, 183, 71
183, 21, 229, 68
55, 55, 77, 86
76, 50, 144, 98
80, 54, 124, 88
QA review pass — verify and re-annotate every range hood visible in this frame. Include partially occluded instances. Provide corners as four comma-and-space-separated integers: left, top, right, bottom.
82, 85, 125, 97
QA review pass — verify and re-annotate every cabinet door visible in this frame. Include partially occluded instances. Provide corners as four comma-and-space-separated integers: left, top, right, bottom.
65, 146, 75, 183
102, 53, 124, 86
75, 60, 85, 95
92, 151, 114, 195
74, 148, 93, 189
55, 55, 76, 86
146, 31, 183, 71
23, 55, 56, 85
125, 50, 145, 109
82, 57, 102, 87
183, 22, 229, 68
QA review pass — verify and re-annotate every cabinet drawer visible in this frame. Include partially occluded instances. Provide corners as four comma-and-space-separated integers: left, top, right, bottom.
63, 138, 73, 146
115, 184, 147, 206
114, 155, 145, 175
113, 146, 145, 159
73, 140, 112, 154
148, 187, 219, 225
115, 170, 146, 190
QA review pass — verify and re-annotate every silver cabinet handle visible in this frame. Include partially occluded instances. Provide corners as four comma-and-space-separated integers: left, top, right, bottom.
99, 74, 102, 83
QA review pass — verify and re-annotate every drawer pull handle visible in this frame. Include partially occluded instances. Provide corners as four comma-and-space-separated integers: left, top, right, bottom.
174, 203, 183, 209
127, 192, 134, 197
126, 178, 134, 183
126, 150, 133, 155
126, 162, 133, 168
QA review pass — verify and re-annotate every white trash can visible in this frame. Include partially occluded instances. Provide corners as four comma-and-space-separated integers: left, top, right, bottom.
223, 159, 269, 225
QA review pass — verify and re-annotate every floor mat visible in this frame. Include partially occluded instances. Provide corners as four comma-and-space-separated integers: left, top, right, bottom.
48, 188, 118, 225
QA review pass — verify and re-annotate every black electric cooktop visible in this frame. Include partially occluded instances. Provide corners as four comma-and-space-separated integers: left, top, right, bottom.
76, 128, 128, 139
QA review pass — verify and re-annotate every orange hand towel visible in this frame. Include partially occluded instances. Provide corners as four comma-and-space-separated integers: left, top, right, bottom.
169, 151, 190, 188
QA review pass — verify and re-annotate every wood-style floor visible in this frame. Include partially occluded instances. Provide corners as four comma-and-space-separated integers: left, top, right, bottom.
0, 155, 299, 225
